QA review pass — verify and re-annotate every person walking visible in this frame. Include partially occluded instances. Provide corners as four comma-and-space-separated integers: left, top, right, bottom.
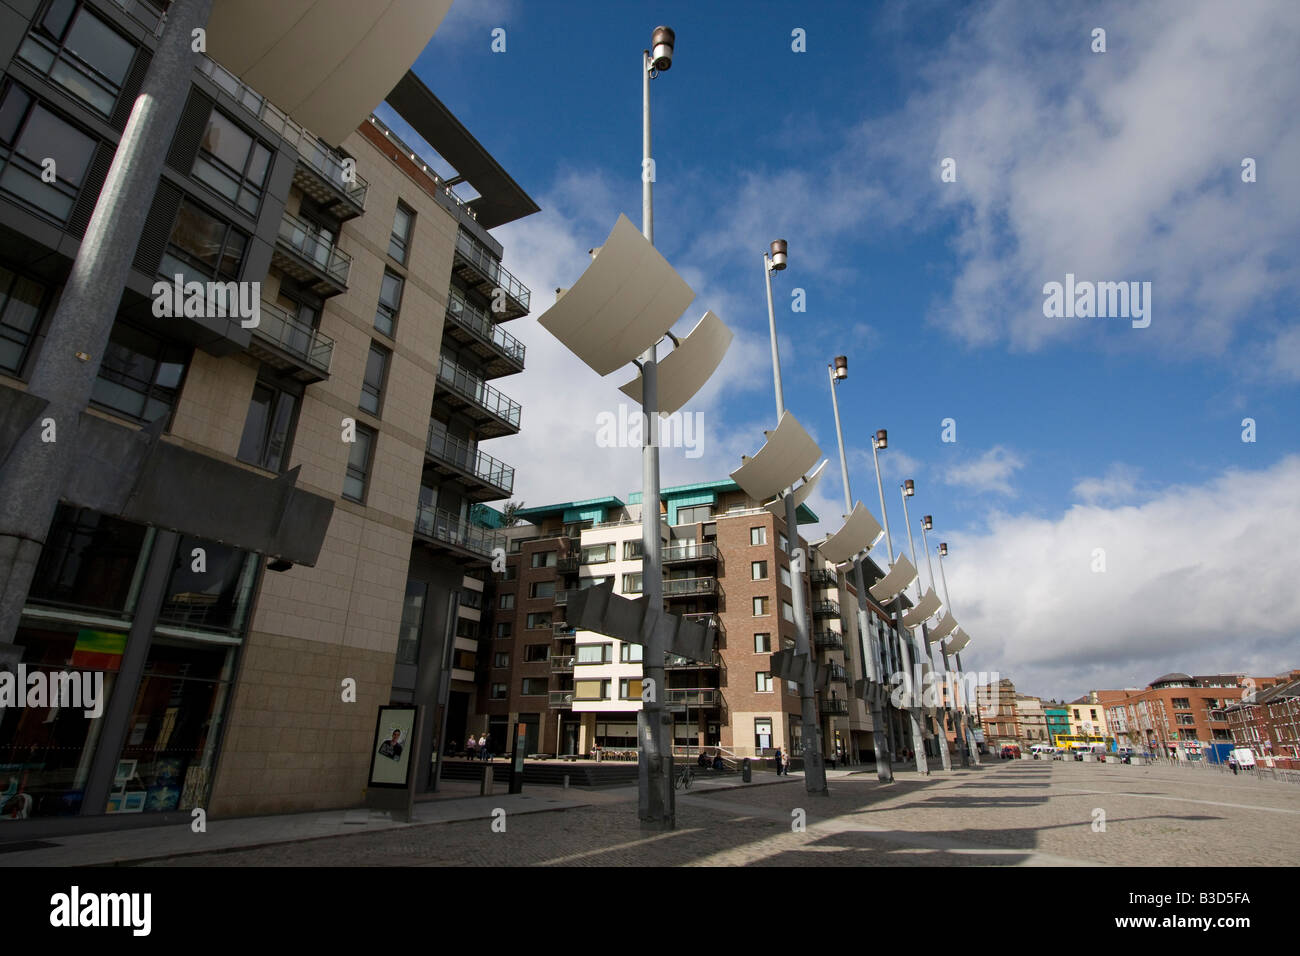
465, 735, 477, 760
1229, 754, 1238, 775
773, 746, 784, 775
478, 733, 489, 761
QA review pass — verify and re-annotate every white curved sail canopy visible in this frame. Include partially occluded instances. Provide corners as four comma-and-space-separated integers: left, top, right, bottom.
730, 411, 821, 503
903, 588, 943, 627
619, 311, 733, 415
763, 459, 827, 516
819, 501, 885, 566
926, 613, 958, 643
868, 555, 917, 603
946, 629, 971, 654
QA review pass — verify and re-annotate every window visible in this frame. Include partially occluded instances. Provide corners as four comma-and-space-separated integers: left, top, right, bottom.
498, 593, 514, 610
576, 644, 611, 665
529, 580, 555, 600
779, 533, 788, 552
0, 264, 47, 374
91, 323, 188, 423
0, 83, 97, 223
620, 678, 643, 700
342, 423, 374, 502
531, 551, 557, 568
752, 560, 768, 580
1090, 709, 1098, 720
19, 2, 135, 117
193, 109, 270, 215
237, 382, 297, 472
28, 504, 148, 613
389, 202, 414, 264
754, 718, 773, 752
1172, 698, 1191, 709
1073, 709, 1080, 720
750, 526, 766, 546
394, 580, 426, 665
492, 652, 509, 668
526, 612, 551, 629
622, 573, 643, 594
160, 198, 248, 285
490, 683, 507, 700
579, 575, 608, 590
754, 633, 771, 653
753, 596, 769, 616
756, 672, 773, 693
360, 342, 389, 415
780, 566, 791, 588
623, 540, 643, 560
495, 621, 512, 638
500, 564, 517, 581
582, 544, 613, 564
619, 643, 643, 663
375, 269, 403, 336
523, 644, 549, 663
782, 601, 794, 623
676, 504, 712, 523
521, 678, 547, 696
460, 589, 482, 610
574, 679, 609, 701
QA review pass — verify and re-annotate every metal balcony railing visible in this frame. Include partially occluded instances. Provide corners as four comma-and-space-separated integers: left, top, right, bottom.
455, 230, 530, 313
553, 590, 569, 606
366, 114, 478, 215
425, 424, 514, 495
414, 504, 503, 559
196, 57, 368, 209
667, 651, 722, 669
811, 600, 841, 617
551, 655, 575, 673
250, 299, 334, 374
820, 698, 849, 715
662, 542, 719, 564
446, 288, 526, 366
549, 691, 574, 709
828, 663, 848, 683
277, 212, 352, 285
556, 555, 580, 574
663, 577, 718, 598
682, 612, 722, 633
814, 631, 844, 649
666, 688, 719, 707
436, 355, 521, 429
809, 569, 837, 588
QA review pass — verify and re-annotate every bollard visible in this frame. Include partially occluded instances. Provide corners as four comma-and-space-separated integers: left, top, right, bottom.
481, 765, 494, 796
742, 757, 752, 783
563, 774, 570, 790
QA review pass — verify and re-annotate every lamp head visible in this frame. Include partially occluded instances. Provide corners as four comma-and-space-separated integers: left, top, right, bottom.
875, 428, 888, 449
939, 542, 948, 557
651, 26, 675, 71
833, 355, 848, 380
904, 479, 915, 497
922, 515, 933, 531
769, 239, 788, 271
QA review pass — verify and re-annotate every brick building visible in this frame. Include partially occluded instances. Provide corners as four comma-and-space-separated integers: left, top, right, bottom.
1224, 672, 1300, 769
1101, 673, 1256, 762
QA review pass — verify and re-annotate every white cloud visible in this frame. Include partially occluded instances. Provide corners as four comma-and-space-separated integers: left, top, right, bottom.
944, 455, 1300, 701
940, 446, 1025, 494
1071, 464, 1145, 505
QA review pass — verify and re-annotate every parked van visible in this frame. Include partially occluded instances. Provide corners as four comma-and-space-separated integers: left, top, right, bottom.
1030, 744, 1058, 759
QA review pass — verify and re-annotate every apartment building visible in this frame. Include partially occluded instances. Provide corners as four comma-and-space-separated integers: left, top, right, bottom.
978, 678, 1019, 750
1015, 695, 1048, 746
1224, 671, 1300, 769
0, 0, 534, 823
1101, 673, 1256, 762
476, 479, 913, 763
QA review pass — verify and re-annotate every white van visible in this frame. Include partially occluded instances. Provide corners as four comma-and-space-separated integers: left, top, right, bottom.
1030, 744, 1057, 759
1230, 748, 1256, 768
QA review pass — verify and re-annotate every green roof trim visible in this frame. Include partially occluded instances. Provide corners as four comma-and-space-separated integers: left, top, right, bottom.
514, 496, 625, 522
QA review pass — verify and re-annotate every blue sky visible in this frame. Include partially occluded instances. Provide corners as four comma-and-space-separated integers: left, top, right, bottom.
383, 0, 1300, 701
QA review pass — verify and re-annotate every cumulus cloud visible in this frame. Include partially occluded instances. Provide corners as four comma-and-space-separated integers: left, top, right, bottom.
1071, 464, 1145, 505
940, 446, 1025, 494
944, 455, 1300, 701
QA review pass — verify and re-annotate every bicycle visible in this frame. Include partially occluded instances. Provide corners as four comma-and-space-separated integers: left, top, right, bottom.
675, 765, 694, 790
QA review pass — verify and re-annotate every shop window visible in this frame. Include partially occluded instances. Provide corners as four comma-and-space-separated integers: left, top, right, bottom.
27, 504, 149, 614
18, 1, 135, 118
157, 535, 256, 634
0, 82, 97, 223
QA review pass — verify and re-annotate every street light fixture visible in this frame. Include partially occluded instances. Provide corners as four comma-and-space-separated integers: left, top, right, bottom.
897, 479, 950, 771
935, 539, 979, 761
650, 26, 675, 71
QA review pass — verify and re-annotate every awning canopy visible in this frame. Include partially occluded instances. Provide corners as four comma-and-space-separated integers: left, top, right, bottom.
205, 0, 454, 145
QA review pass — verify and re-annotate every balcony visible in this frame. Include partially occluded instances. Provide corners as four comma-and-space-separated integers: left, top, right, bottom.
666, 688, 719, 708
662, 542, 719, 566
273, 212, 352, 297
553, 622, 577, 638
827, 663, 848, 683
435, 355, 521, 438
556, 555, 580, 574
663, 577, 719, 599
245, 299, 333, 382
549, 691, 574, 710
814, 631, 844, 650
682, 612, 723, 635
820, 698, 849, 715
667, 651, 722, 669
452, 229, 530, 319
553, 590, 569, 606
809, 569, 837, 588
413, 504, 504, 563
443, 289, 526, 378
551, 655, 575, 674
811, 600, 841, 618
424, 424, 514, 501
196, 56, 367, 218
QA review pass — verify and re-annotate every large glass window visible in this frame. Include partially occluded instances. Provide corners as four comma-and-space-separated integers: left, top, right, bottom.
157, 535, 256, 634
395, 579, 426, 665
18, 1, 136, 117
91, 322, 188, 423
236, 382, 297, 472
360, 342, 389, 415
193, 109, 271, 216
342, 423, 374, 502
159, 198, 248, 285
619, 643, 643, 663
529, 581, 555, 599
374, 270, 403, 337
389, 202, 413, 264
27, 504, 150, 614
576, 644, 611, 664
0, 82, 97, 223
0, 264, 47, 374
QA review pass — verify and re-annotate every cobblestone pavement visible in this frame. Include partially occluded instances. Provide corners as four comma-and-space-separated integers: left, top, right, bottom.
141, 760, 1300, 866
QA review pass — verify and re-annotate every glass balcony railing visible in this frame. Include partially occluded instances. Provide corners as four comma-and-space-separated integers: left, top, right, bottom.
662, 543, 719, 563
446, 288, 526, 366
425, 424, 514, 494
551, 656, 575, 673
253, 299, 333, 374
663, 577, 718, 598
436, 355, 521, 429
455, 230, 530, 313
414, 504, 503, 559
549, 691, 574, 709
197, 57, 369, 209
666, 688, 718, 707
277, 212, 352, 285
